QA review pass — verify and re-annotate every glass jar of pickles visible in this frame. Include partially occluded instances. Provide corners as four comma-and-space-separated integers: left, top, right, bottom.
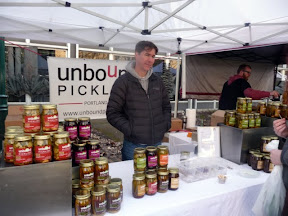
157, 169, 169, 193
260, 136, 271, 153
263, 156, 274, 173
80, 159, 94, 181
169, 167, 179, 191
95, 157, 109, 185
4, 132, 18, 163
107, 184, 121, 213
257, 101, 266, 115
91, 186, 107, 216
237, 97, 247, 114
72, 179, 80, 206
254, 113, 261, 128
247, 149, 259, 166
266, 101, 273, 117
251, 154, 264, 171
146, 146, 157, 169
34, 134, 52, 163
246, 97, 252, 113
238, 114, 249, 129
87, 140, 100, 160
157, 145, 169, 169
248, 113, 255, 128
78, 117, 91, 140
80, 179, 94, 189
53, 133, 71, 161
280, 104, 288, 119
271, 102, 281, 118
134, 147, 146, 172
42, 104, 59, 132
145, 171, 157, 196
225, 111, 236, 127
14, 135, 33, 166
75, 189, 91, 216
23, 105, 41, 133
73, 142, 87, 166
110, 178, 123, 202
64, 118, 78, 141
133, 173, 146, 198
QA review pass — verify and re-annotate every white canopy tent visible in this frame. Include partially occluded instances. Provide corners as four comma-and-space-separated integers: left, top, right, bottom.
1, 0, 288, 115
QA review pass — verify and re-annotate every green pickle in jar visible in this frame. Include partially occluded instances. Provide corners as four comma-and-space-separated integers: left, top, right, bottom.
248, 113, 255, 128
225, 111, 236, 127
237, 97, 247, 114
134, 147, 146, 172
110, 178, 123, 202
91, 186, 107, 216
107, 184, 121, 213
254, 113, 261, 128
238, 114, 249, 129
132, 173, 146, 198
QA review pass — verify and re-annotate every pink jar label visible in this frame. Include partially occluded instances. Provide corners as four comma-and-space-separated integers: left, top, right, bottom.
79, 125, 91, 138
148, 182, 157, 194
75, 151, 87, 164
66, 126, 78, 140
148, 156, 157, 167
89, 149, 100, 159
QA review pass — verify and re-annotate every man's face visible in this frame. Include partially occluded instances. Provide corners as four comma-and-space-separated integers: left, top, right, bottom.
242, 66, 252, 80
135, 48, 156, 72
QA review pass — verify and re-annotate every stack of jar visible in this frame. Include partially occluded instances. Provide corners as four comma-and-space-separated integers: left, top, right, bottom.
72, 140, 101, 166
64, 117, 92, 142
73, 157, 123, 215
132, 145, 179, 198
257, 100, 288, 119
247, 135, 278, 173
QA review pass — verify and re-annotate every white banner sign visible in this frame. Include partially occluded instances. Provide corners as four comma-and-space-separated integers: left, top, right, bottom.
48, 57, 128, 121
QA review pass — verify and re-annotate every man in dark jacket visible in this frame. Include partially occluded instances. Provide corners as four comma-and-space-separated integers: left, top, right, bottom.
106, 41, 171, 160
219, 64, 279, 110
273, 118, 288, 215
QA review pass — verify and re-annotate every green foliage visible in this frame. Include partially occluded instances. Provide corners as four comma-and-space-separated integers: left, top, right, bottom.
161, 62, 174, 100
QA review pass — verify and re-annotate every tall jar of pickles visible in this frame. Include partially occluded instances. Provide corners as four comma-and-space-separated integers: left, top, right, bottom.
95, 157, 110, 185
271, 102, 281, 118
280, 104, 288, 119
246, 97, 253, 113
74, 189, 91, 216
23, 105, 41, 133
225, 111, 236, 127
34, 134, 52, 163
157, 145, 169, 169
14, 135, 33, 166
53, 133, 71, 161
254, 113, 261, 128
266, 101, 273, 117
248, 113, 255, 128
134, 148, 146, 172
4, 132, 18, 163
238, 114, 249, 129
237, 97, 247, 114
257, 101, 266, 115
42, 104, 59, 132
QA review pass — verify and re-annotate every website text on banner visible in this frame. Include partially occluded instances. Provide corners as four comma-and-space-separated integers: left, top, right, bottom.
47, 57, 128, 121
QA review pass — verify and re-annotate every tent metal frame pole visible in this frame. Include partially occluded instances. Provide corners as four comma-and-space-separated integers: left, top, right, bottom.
249, 25, 252, 43
149, 0, 187, 6
251, 22, 288, 26
0, 2, 142, 7
250, 28, 288, 44
144, 3, 149, 30
181, 53, 186, 99
149, 0, 195, 32
174, 54, 181, 118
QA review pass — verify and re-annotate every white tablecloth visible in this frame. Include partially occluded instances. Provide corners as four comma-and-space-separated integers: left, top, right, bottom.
168, 132, 196, 154
106, 154, 269, 216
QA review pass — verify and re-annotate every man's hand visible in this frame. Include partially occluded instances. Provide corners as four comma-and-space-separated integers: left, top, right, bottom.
273, 118, 288, 138
270, 149, 282, 165
270, 90, 280, 98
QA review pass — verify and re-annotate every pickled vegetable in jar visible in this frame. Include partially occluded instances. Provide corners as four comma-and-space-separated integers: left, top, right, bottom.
169, 167, 179, 191
157, 169, 169, 193
75, 189, 91, 216
280, 104, 288, 119
271, 102, 281, 118
263, 156, 274, 173
257, 102, 266, 115
260, 136, 271, 153
73, 142, 87, 166
238, 114, 249, 129
248, 113, 255, 128
145, 171, 157, 196
110, 178, 123, 202
80, 179, 94, 189
251, 154, 263, 171
4, 132, 18, 163
95, 157, 109, 185
42, 104, 59, 132
246, 97, 252, 113
107, 184, 121, 213
146, 146, 157, 169
80, 159, 94, 181
254, 113, 261, 128
266, 101, 273, 117
78, 117, 91, 140
237, 97, 247, 114
132, 173, 146, 198
14, 135, 33, 166
34, 134, 52, 163
225, 111, 236, 127
72, 179, 80, 206
58, 126, 64, 132
91, 186, 107, 216
64, 118, 78, 141
53, 133, 71, 161
247, 149, 258, 166
157, 145, 169, 168
23, 105, 41, 133
134, 147, 146, 172
87, 140, 100, 160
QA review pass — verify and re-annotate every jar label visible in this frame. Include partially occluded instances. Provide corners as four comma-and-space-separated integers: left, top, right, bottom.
242, 103, 247, 112
256, 118, 261, 127
137, 157, 146, 169
79, 125, 91, 138
109, 197, 121, 211
43, 114, 59, 129
159, 154, 168, 166
35, 145, 52, 161
249, 119, 255, 127
257, 161, 264, 170
275, 109, 281, 117
159, 180, 169, 191
5, 144, 14, 160
269, 163, 274, 172
262, 143, 269, 153
98, 170, 109, 180
170, 178, 179, 189
242, 119, 248, 129
228, 117, 235, 125
58, 143, 71, 160
137, 184, 146, 196
75, 151, 87, 164
15, 147, 33, 164
80, 204, 91, 213
66, 126, 78, 140
148, 156, 157, 168
148, 182, 157, 194
24, 115, 41, 131
95, 200, 106, 214
260, 107, 266, 115
89, 149, 100, 159
83, 172, 94, 180
247, 103, 252, 111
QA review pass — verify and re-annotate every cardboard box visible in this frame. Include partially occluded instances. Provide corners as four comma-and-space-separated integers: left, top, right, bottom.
8, 105, 24, 116
169, 118, 183, 131
210, 110, 225, 126
5, 115, 23, 128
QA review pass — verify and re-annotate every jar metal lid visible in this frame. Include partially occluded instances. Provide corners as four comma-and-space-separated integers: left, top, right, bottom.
5, 132, 19, 138
281, 104, 288, 107
75, 189, 91, 199
254, 154, 263, 158
145, 171, 157, 178
73, 142, 86, 147
261, 136, 271, 140
158, 170, 169, 176
270, 136, 278, 140
91, 186, 106, 196
228, 111, 236, 114
264, 156, 271, 160
133, 173, 145, 181
110, 178, 122, 185
95, 157, 108, 165
259, 101, 266, 104
245, 97, 252, 100
157, 145, 168, 150
107, 184, 120, 193
72, 179, 80, 188
24, 105, 40, 109
15, 135, 32, 141
43, 131, 58, 137
34, 134, 51, 140
237, 97, 246, 100
248, 114, 254, 117
169, 167, 179, 174
78, 117, 90, 121
80, 159, 94, 167
6, 126, 22, 130
42, 104, 57, 109
64, 118, 77, 122
88, 140, 100, 145
146, 146, 157, 152
54, 133, 69, 138
134, 147, 145, 154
